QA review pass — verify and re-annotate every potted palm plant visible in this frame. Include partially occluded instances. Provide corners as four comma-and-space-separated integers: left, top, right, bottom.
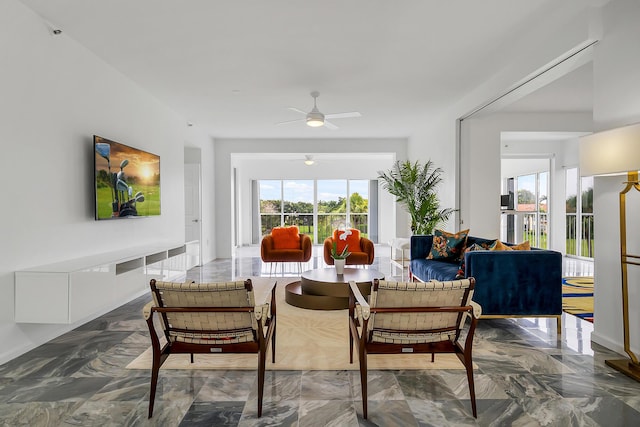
331, 241, 351, 274
378, 160, 454, 235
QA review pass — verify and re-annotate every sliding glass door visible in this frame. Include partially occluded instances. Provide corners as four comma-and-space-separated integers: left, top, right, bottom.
259, 179, 371, 244
516, 171, 548, 248
566, 167, 594, 258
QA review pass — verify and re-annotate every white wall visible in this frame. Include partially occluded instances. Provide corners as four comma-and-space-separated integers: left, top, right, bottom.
214, 139, 408, 258
0, 0, 210, 364
407, 122, 458, 233
185, 134, 217, 264
590, 0, 640, 355
232, 154, 397, 246
460, 114, 592, 239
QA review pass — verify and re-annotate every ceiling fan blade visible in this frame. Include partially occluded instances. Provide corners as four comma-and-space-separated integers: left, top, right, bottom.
287, 107, 308, 115
324, 112, 362, 119
323, 120, 339, 130
276, 118, 305, 125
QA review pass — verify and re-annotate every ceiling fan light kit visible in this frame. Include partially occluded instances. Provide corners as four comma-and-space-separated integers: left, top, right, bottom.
306, 113, 324, 127
277, 91, 361, 130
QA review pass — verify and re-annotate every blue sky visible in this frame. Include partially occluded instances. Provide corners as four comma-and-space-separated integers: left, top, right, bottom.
259, 179, 368, 202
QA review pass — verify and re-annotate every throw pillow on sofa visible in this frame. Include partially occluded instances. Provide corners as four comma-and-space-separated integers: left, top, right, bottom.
489, 240, 532, 251
455, 243, 487, 279
511, 241, 531, 250
427, 229, 469, 261
489, 240, 513, 251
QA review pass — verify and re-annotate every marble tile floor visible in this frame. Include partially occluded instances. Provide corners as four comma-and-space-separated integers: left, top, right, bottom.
2, 249, 635, 427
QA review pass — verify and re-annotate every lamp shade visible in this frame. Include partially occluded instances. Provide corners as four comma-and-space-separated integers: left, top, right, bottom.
580, 122, 640, 177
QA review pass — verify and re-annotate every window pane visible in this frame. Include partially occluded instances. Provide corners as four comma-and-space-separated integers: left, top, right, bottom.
350, 214, 368, 237
317, 214, 347, 242
284, 213, 313, 235
523, 213, 537, 247
260, 214, 281, 236
538, 172, 548, 213
582, 214, 595, 257
566, 168, 577, 214
349, 180, 368, 214
318, 180, 347, 213
517, 174, 536, 210
581, 176, 594, 214
566, 215, 577, 256
283, 180, 313, 213
259, 180, 281, 213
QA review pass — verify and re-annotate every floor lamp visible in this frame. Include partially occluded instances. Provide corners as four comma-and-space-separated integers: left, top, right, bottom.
580, 123, 640, 381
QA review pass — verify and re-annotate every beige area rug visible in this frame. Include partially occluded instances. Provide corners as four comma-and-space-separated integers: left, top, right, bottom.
127, 277, 468, 371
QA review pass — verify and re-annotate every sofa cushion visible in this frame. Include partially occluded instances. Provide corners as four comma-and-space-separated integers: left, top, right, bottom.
410, 258, 459, 282
333, 228, 362, 253
427, 229, 469, 261
272, 226, 300, 249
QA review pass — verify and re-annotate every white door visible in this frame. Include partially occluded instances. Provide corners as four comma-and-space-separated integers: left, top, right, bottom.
184, 164, 201, 267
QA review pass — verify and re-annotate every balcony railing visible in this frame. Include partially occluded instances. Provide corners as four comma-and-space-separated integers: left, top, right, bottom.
565, 213, 594, 258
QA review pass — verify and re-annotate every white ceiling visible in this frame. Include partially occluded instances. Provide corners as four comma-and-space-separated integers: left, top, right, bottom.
19, 0, 592, 139
501, 62, 593, 114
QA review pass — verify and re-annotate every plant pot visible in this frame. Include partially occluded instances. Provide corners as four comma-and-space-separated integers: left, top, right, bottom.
334, 258, 345, 275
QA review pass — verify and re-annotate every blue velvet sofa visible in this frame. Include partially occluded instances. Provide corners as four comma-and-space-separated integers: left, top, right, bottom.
410, 235, 562, 329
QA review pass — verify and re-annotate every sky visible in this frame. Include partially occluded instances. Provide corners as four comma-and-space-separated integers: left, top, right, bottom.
259, 179, 368, 202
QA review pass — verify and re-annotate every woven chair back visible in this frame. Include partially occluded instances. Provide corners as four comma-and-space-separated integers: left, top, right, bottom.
152, 280, 258, 344
368, 279, 474, 339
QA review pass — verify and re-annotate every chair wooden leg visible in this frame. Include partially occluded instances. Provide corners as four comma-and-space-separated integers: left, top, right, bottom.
148, 343, 169, 418
190, 353, 194, 363
271, 323, 276, 364
464, 356, 477, 418
146, 314, 169, 419
257, 348, 267, 417
148, 350, 160, 418
358, 346, 368, 419
463, 317, 478, 418
349, 327, 354, 364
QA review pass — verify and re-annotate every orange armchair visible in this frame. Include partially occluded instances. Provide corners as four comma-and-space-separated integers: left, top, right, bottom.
261, 226, 312, 274
323, 228, 374, 266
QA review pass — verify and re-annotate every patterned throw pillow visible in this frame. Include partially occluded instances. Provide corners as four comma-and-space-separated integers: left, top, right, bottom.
333, 228, 362, 253
455, 243, 487, 279
427, 229, 470, 261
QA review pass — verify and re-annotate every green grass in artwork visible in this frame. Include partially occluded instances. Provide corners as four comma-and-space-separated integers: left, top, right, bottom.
96, 184, 160, 219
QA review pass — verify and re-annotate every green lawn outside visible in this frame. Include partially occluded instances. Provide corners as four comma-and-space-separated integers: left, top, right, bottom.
96, 184, 160, 219
566, 238, 595, 258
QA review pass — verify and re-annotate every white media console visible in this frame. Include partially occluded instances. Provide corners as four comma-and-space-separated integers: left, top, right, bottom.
14, 242, 198, 324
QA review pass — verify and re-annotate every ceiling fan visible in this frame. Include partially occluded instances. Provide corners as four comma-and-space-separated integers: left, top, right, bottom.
277, 91, 362, 130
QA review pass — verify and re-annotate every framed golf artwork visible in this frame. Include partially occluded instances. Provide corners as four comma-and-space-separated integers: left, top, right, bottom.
93, 135, 161, 220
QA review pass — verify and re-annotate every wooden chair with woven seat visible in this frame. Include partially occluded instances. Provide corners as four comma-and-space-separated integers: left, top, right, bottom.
143, 278, 277, 418
348, 278, 480, 419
